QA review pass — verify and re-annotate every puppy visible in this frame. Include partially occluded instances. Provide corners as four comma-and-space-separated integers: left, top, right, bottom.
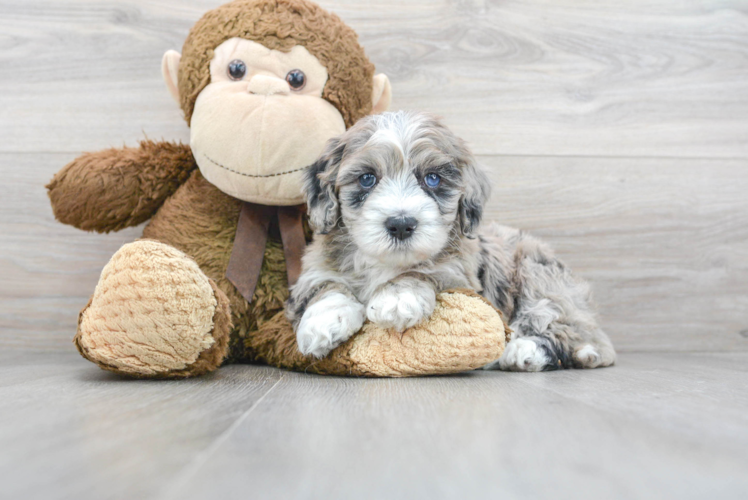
286, 111, 616, 371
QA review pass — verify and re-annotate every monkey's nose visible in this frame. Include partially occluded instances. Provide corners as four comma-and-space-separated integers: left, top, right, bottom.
247, 75, 290, 96
385, 216, 418, 241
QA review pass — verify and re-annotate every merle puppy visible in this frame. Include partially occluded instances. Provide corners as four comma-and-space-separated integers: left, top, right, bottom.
285, 111, 615, 371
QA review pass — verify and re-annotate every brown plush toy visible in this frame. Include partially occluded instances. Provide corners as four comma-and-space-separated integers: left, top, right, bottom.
47, 0, 508, 378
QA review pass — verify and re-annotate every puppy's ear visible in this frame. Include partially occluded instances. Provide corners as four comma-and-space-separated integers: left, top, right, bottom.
304, 138, 345, 234
459, 159, 491, 238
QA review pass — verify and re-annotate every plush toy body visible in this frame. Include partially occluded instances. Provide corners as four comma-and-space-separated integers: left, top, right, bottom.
47, 0, 507, 378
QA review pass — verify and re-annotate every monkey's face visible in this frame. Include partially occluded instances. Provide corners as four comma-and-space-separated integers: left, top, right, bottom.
189, 38, 347, 205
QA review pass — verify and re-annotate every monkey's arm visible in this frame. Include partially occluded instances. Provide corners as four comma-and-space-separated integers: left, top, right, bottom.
46, 140, 197, 233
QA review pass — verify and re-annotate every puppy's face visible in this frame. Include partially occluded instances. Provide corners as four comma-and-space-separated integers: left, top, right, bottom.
305, 111, 490, 266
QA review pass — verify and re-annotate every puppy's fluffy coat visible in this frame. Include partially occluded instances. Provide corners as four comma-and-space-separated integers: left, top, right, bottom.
286, 111, 615, 371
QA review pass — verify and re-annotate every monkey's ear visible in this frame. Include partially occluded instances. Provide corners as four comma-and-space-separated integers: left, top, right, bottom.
161, 50, 182, 104
371, 74, 392, 114
304, 138, 345, 234
459, 160, 491, 238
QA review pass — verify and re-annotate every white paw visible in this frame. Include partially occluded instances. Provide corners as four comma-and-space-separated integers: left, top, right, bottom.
366, 281, 435, 332
574, 344, 602, 368
296, 293, 365, 358
492, 338, 549, 372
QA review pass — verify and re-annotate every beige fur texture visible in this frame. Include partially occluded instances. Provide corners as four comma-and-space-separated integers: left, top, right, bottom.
344, 291, 507, 376
75, 240, 223, 376
190, 39, 346, 205
249, 289, 509, 377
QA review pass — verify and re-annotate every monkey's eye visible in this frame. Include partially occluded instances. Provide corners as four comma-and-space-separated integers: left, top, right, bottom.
227, 59, 246, 80
286, 69, 306, 90
424, 173, 441, 188
359, 173, 377, 189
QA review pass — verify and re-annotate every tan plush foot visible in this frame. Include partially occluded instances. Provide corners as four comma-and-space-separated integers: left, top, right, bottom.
74, 240, 232, 378
250, 290, 508, 377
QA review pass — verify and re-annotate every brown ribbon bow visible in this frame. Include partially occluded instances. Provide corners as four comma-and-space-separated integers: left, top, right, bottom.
226, 202, 307, 303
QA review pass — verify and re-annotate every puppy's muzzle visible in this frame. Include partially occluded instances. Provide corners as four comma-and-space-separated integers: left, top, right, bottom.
385, 216, 418, 241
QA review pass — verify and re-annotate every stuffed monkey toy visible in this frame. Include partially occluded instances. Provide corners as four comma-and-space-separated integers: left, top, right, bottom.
47, 0, 507, 378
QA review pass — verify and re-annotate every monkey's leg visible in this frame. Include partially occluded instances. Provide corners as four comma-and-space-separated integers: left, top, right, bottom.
248, 290, 508, 377
74, 240, 232, 378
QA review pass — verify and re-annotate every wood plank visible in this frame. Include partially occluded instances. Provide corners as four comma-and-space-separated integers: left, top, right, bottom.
0, 351, 285, 500
480, 155, 748, 352
2, 353, 745, 500
2, 153, 747, 352
503, 352, 748, 450
162, 353, 748, 500
0, 152, 143, 351
0, 0, 746, 157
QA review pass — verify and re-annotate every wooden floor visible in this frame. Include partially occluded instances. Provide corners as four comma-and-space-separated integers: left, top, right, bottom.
1, 0, 747, 498
1, 351, 747, 500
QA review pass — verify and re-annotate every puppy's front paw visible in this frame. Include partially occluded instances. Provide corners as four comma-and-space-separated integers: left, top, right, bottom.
366, 280, 436, 332
490, 337, 550, 372
296, 293, 365, 358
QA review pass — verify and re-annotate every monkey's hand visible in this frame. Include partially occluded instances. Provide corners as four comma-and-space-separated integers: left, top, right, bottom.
47, 140, 197, 233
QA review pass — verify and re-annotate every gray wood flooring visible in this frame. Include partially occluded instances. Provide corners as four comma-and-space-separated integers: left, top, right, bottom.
2, 352, 747, 500
1, 1, 747, 498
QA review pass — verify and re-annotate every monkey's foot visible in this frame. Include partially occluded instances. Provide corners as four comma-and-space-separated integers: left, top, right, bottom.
251, 289, 508, 377
75, 240, 232, 378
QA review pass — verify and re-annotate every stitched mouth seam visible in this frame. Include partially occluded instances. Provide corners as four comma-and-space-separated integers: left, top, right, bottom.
203, 154, 308, 178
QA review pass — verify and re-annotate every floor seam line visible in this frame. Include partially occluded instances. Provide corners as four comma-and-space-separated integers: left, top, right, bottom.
158, 371, 286, 500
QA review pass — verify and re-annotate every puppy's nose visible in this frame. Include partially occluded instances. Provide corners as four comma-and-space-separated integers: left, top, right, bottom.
385, 216, 418, 241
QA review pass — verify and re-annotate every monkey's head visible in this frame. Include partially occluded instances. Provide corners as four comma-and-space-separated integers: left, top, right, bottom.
161, 0, 391, 205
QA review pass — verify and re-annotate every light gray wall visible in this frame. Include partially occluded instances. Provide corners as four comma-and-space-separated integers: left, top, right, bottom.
1, 0, 747, 352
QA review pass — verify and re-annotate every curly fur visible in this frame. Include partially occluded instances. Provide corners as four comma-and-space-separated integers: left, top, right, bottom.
178, 0, 375, 127
46, 141, 197, 233
288, 111, 617, 370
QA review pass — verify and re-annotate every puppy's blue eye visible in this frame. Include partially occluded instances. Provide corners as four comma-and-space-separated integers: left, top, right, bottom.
359, 173, 377, 189
425, 173, 441, 188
